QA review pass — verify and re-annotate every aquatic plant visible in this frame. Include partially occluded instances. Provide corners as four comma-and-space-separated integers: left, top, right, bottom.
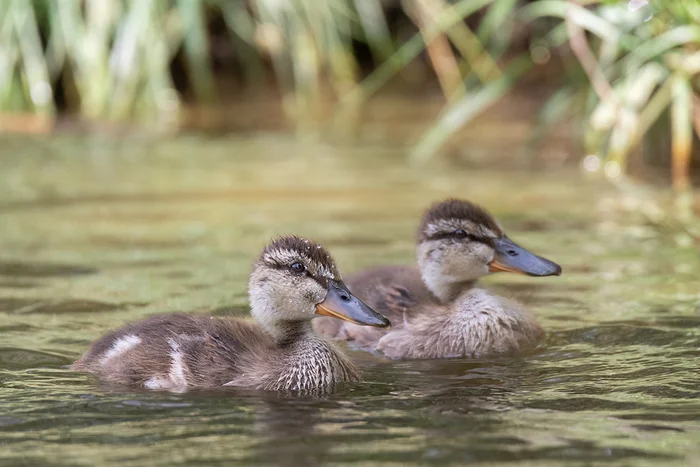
0, 0, 205, 126
524, 0, 700, 192
1, 0, 698, 193
0, 0, 520, 127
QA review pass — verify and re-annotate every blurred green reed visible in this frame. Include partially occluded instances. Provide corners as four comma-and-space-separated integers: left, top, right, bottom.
2, 0, 188, 123
0, 0, 698, 190
0, 0, 519, 125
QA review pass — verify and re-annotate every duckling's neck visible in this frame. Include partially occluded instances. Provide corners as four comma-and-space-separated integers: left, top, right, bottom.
422, 274, 476, 304
265, 320, 314, 346
249, 296, 315, 345
417, 244, 478, 304
265, 320, 360, 391
420, 263, 476, 305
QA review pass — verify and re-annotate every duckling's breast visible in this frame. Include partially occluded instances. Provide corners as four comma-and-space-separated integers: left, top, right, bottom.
376, 288, 544, 359
270, 339, 360, 392
447, 288, 544, 358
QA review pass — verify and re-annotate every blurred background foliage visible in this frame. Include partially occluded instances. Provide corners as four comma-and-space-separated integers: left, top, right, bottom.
0, 0, 698, 191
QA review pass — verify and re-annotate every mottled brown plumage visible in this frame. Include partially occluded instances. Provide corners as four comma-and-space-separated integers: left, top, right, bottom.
313, 199, 561, 360
72, 236, 390, 392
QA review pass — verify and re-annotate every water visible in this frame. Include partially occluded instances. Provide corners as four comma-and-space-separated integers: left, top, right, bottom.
1, 133, 699, 466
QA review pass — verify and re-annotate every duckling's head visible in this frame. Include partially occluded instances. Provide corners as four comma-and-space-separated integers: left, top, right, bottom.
417, 199, 562, 302
250, 236, 390, 340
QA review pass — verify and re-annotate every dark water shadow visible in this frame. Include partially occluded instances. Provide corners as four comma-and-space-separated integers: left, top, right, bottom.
0, 260, 97, 278
0, 299, 141, 315
0, 298, 37, 313
0, 279, 41, 289
0, 323, 37, 333
549, 323, 699, 348
0, 348, 73, 370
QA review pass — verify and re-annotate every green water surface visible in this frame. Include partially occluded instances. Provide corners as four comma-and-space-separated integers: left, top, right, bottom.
0, 133, 699, 466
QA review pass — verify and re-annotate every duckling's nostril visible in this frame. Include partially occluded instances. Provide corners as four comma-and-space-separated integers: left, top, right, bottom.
339, 292, 351, 302
506, 249, 518, 257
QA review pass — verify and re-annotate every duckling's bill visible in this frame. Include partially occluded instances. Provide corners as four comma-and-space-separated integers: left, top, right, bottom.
315, 280, 391, 328
488, 237, 562, 277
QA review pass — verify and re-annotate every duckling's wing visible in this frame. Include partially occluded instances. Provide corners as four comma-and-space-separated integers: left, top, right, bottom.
375, 282, 419, 317
72, 313, 272, 389
72, 313, 202, 368
346, 265, 432, 323
312, 266, 434, 348
177, 317, 275, 388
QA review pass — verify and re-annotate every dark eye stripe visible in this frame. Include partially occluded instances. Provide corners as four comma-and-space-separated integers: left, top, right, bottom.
264, 261, 329, 288
427, 232, 491, 244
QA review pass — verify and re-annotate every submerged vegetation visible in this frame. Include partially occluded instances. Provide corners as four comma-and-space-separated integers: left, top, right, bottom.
0, 0, 698, 188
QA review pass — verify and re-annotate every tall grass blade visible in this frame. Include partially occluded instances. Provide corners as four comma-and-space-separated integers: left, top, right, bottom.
220, 1, 266, 85
477, 0, 516, 59
634, 76, 673, 146
13, 0, 55, 115
522, 0, 627, 44
339, 0, 495, 107
671, 73, 693, 192
0, 2, 19, 110
624, 25, 700, 72
353, 0, 394, 62
177, 0, 215, 101
524, 85, 575, 158
410, 56, 532, 163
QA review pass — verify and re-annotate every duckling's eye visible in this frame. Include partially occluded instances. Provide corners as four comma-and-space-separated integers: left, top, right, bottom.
289, 262, 306, 273
454, 229, 467, 238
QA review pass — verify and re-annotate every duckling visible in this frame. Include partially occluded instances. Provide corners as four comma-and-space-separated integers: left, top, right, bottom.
313, 199, 562, 359
72, 236, 390, 392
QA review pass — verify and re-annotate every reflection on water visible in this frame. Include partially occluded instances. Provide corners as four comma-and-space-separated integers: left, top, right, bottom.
0, 133, 699, 466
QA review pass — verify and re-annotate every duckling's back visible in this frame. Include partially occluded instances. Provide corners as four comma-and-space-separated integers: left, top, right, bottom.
72, 313, 271, 389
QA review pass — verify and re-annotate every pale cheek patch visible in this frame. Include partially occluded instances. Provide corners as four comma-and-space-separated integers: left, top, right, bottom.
101, 335, 141, 365
432, 241, 492, 281
473, 243, 494, 263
